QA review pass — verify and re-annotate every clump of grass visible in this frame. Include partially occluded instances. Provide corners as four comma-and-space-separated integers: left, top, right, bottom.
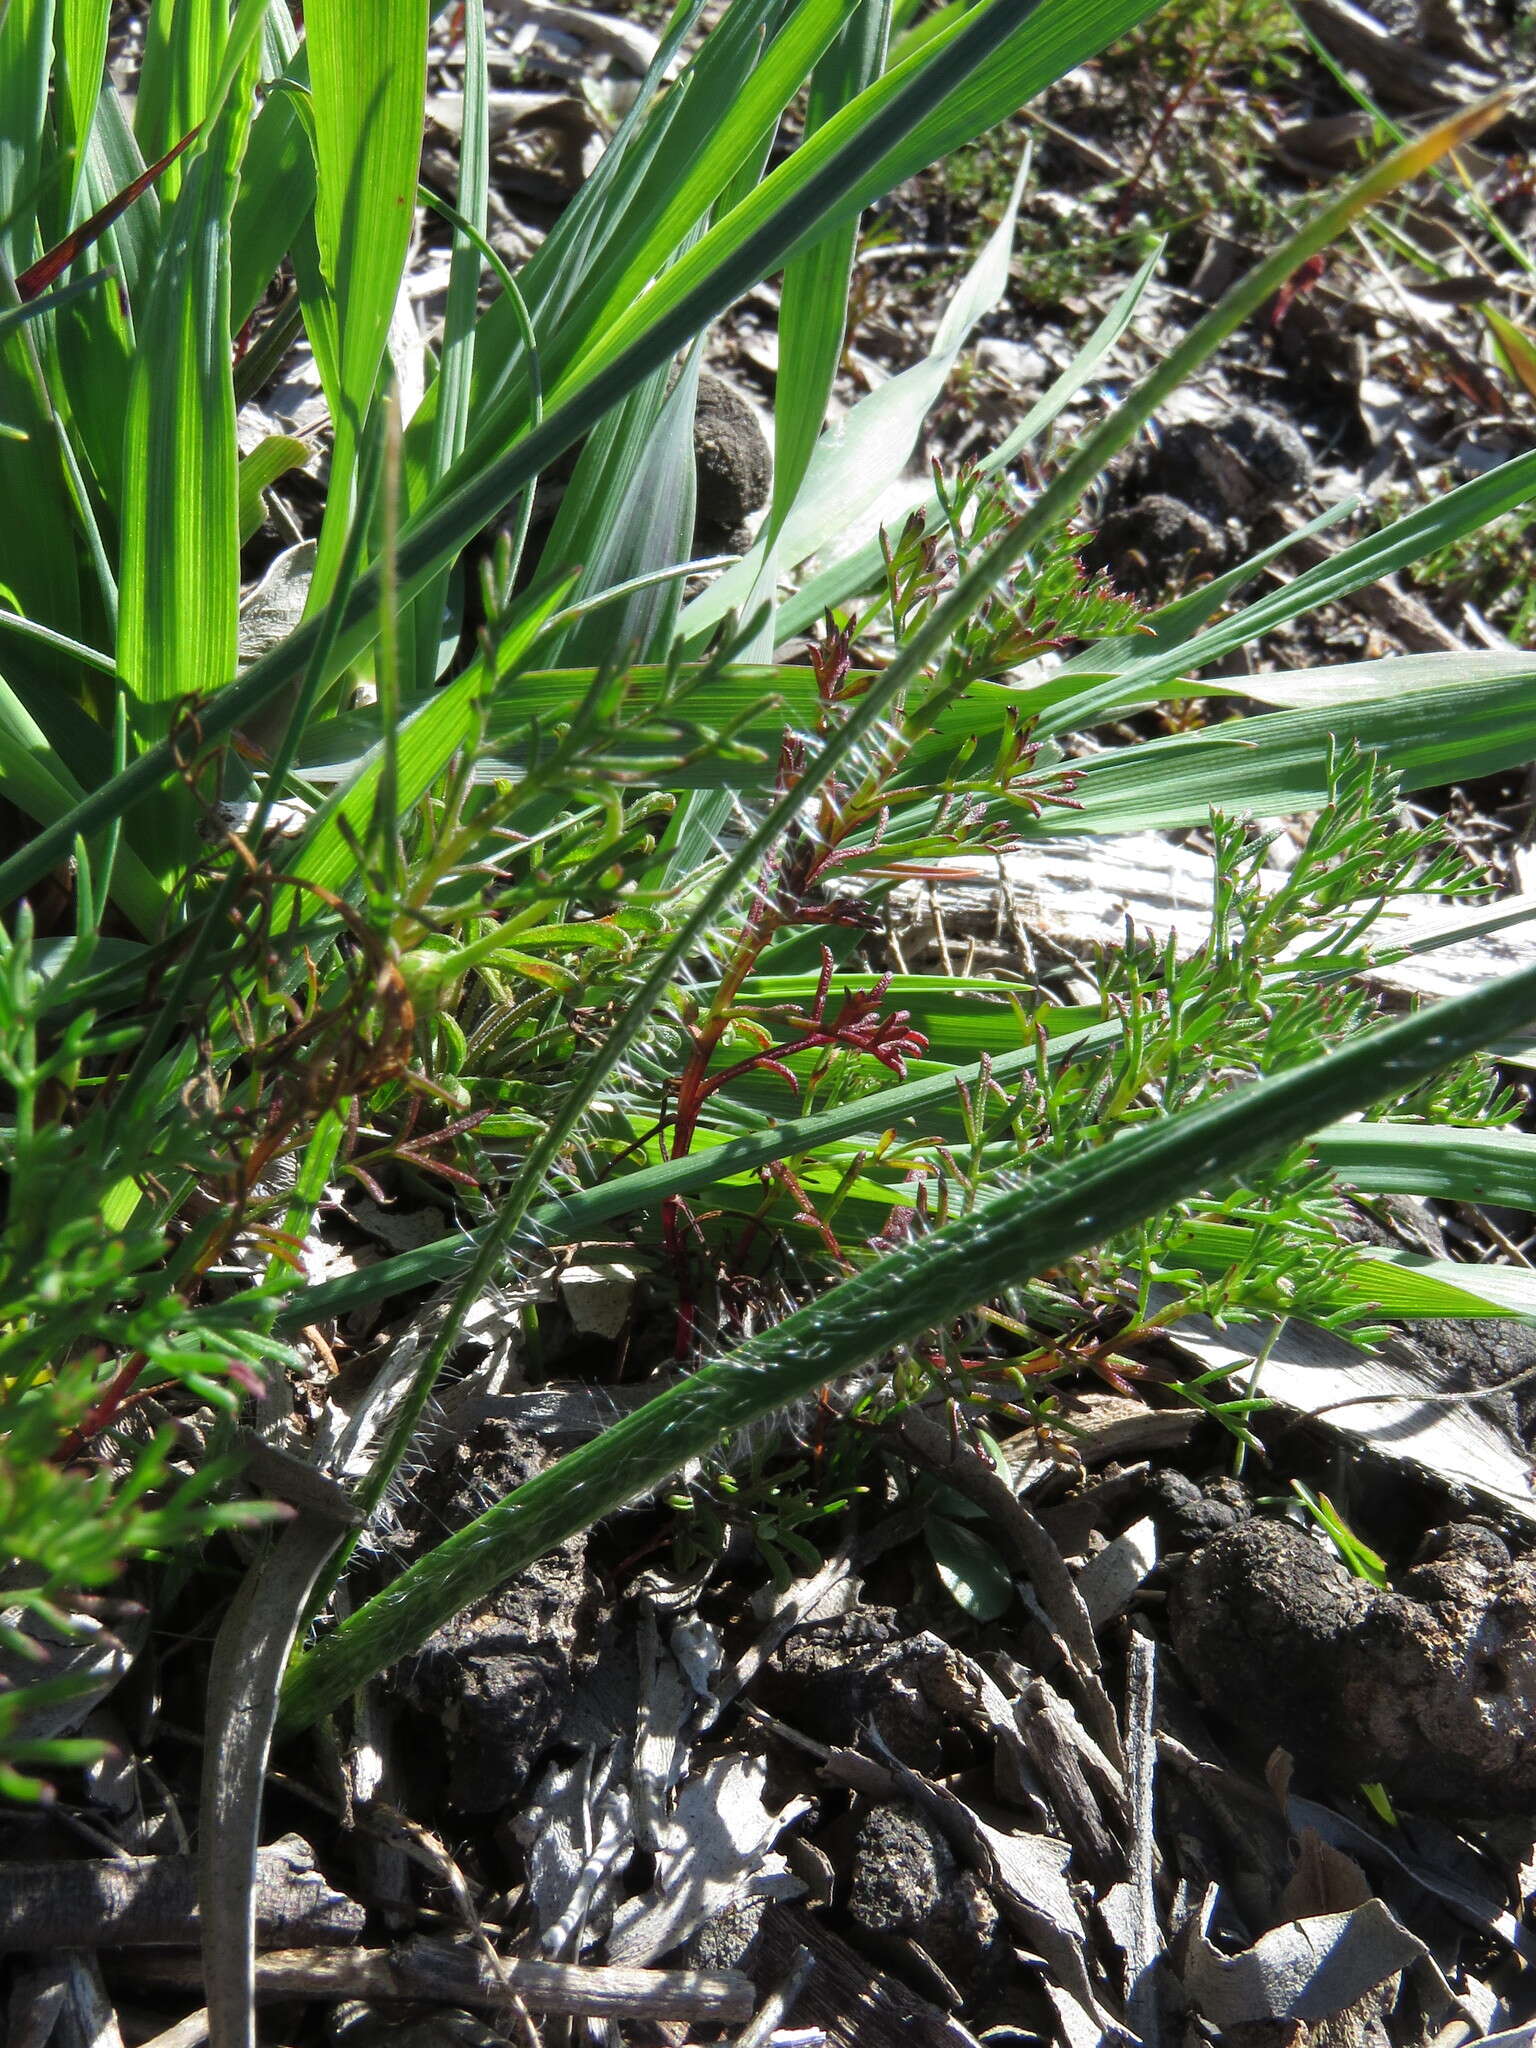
0, 4, 1533, 1926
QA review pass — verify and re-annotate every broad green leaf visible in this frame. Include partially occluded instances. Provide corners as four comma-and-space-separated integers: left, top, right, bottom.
54, 0, 110, 214
1232, 650, 1536, 708
1167, 1218, 1536, 1321
1055, 666, 1536, 835
1348, 1251, 1536, 1321
0, 333, 84, 651
135, 0, 227, 196
77, 80, 156, 308
228, 39, 312, 333
0, 0, 56, 271
116, 52, 256, 773
1310, 1120, 1536, 1211
303, 0, 428, 605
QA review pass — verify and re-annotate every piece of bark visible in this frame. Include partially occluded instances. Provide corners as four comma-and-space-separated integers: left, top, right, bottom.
117, 1942, 753, 2024
7, 1953, 70, 2048
1015, 1676, 1126, 1889
0, 1836, 363, 1952
1122, 1633, 1161, 2048
735, 1944, 816, 2048
55, 1950, 125, 2048
131, 2015, 213, 2048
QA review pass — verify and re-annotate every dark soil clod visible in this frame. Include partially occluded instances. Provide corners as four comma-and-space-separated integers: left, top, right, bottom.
1143, 404, 1314, 523
1168, 1514, 1536, 1815
692, 371, 772, 549
1084, 492, 1230, 593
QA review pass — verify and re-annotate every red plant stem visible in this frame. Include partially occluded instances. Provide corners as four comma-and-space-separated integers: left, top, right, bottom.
53, 1352, 149, 1465
1112, 13, 1231, 230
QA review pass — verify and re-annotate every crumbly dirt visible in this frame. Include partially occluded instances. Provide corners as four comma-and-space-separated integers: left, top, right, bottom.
385, 1424, 595, 1814
1169, 1515, 1536, 1814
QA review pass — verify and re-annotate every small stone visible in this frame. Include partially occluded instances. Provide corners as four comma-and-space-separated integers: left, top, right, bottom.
560, 1259, 639, 1341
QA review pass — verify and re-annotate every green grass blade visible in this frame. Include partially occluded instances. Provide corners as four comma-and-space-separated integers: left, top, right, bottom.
116, 49, 256, 772
561, 0, 1162, 398
77, 79, 156, 307
1041, 448, 1536, 734
1054, 666, 1536, 834
767, 0, 892, 514
303, 0, 428, 606
0, 667, 165, 930
236, 434, 309, 545
276, 1017, 1117, 1328
1310, 1120, 1536, 1210
0, 0, 57, 271
135, 0, 226, 198
228, 44, 312, 334
54, 0, 110, 215
536, 353, 702, 666
543, 0, 856, 376
0, 8, 1483, 906
406, 0, 487, 686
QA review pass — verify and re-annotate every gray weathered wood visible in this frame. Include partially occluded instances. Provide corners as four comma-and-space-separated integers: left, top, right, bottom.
0, 1837, 362, 1952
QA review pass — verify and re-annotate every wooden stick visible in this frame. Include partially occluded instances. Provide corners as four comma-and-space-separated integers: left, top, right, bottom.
118, 1941, 755, 2024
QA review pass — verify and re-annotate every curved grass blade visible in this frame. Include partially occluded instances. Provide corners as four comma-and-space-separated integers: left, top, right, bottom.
279, 925, 1536, 1730
303, 0, 429, 606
